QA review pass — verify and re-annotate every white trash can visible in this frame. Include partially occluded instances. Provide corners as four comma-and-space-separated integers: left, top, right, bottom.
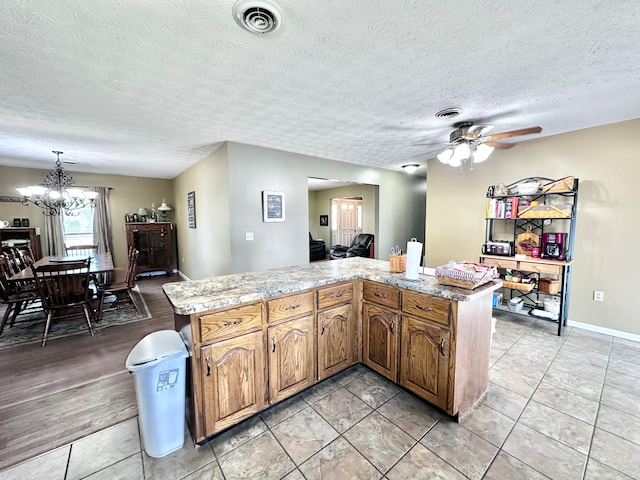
125, 330, 188, 458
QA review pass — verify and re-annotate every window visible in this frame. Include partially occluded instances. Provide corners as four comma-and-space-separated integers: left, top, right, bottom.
62, 205, 94, 247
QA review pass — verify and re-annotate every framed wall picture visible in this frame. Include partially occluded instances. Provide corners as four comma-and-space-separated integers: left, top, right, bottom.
319, 215, 328, 226
187, 191, 196, 228
262, 191, 285, 222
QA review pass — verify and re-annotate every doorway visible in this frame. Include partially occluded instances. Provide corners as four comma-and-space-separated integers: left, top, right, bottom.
331, 197, 362, 248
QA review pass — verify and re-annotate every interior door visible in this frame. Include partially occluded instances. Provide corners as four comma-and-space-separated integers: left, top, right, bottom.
332, 198, 362, 247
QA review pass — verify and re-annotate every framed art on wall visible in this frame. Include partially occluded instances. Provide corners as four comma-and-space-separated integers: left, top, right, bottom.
187, 191, 196, 228
320, 215, 328, 226
262, 191, 285, 222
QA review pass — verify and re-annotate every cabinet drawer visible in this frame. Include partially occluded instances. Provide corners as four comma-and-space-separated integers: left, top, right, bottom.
363, 281, 400, 309
267, 291, 314, 323
402, 291, 452, 327
517, 261, 562, 275
200, 303, 262, 343
317, 282, 353, 309
482, 258, 518, 269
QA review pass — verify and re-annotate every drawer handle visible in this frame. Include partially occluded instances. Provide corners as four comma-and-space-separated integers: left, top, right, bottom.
223, 318, 243, 327
330, 292, 343, 298
272, 336, 276, 353
415, 304, 432, 312
440, 339, 446, 356
390, 320, 395, 336
285, 303, 301, 311
206, 357, 211, 377
374, 292, 387, 299
321, 320, 325, 335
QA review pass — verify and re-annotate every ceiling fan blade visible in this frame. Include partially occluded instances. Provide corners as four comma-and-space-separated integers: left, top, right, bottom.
485, 141, 515, 149
466, 124, 495, 138
486, 126, 542, 141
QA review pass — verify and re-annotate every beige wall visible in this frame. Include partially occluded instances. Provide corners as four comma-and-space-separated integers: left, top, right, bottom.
0, 165, 173, 268
173, 144, 231, 280
425, 118, 640, 336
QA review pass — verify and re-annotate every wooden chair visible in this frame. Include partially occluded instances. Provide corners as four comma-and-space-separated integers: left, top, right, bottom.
97, 247, 140, 321
31, 259, 95, 347
65, 244, 99, 257
0, 256, 40, 336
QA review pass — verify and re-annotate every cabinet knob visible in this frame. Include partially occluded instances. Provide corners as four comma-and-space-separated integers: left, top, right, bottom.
285, 303, 301, 311
374, 291, 387, 299
390, 320, 395, 336
223, 318, 243, 327
205, 357, 211, 376
320, 321, 325, 335
271, 336, 276, 353
330, 292, 343, 299
440, 338, 446, 356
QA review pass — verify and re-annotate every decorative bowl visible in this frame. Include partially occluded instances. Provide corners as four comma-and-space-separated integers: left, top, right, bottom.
515, 182, 540, 195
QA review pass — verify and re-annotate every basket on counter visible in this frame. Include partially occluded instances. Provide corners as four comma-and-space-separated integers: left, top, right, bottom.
538, 278, 560, 294
541, 176, 576, 193
435, 261, 498, 290
389, 254, 407, 273
502, 280, 535, 292
518, 205, 571, 219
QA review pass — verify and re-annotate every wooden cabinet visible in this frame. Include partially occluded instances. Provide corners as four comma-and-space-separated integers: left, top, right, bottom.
200, 330, 266, 436
125, 222, 173, 276
268, 315, 315, 403
399, 315, 450, 409
0, 227, 42, 260
318, 303, 353, 380
362, 302, 399, 381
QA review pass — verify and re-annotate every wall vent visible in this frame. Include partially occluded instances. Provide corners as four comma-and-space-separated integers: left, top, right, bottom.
233, 0, 283, 34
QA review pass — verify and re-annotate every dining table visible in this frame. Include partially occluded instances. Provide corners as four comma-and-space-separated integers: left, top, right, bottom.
8, 253, 115, 282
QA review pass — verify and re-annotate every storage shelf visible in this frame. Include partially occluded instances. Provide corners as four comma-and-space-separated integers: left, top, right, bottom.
502, 281, 535, 291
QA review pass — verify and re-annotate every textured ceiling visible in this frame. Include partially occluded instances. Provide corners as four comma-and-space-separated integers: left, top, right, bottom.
1, 0, 639, 179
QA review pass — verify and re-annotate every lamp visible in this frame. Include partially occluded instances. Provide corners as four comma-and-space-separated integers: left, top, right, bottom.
437, 141, 495, 172
137, 208, 148, 222
16, 151, 98, 216
157, 199, 172, 221
402, 164, 420, 174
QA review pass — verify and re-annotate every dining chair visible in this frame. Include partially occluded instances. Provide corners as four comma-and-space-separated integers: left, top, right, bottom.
0, 256, 40, 336
31, 259, 95, 347
65, 244, 99, 257
97, 247, 140, 321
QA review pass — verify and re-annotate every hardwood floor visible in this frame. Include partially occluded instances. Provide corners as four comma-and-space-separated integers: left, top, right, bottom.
0, 275, 180, 471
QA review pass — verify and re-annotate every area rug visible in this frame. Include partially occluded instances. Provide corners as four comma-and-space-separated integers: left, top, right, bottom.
0, 286, 151, 350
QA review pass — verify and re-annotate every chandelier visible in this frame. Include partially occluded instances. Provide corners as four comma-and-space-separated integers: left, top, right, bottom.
436, 141, 494, 171
16, 151, 98, 216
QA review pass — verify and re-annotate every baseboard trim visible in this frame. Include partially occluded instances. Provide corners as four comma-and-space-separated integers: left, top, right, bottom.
568, 320, 640, 342
177, 270, 191, 281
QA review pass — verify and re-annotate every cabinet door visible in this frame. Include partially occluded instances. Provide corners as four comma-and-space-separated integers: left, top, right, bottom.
268, 315, 316, 403
399, 315, 449, 409
362, 303, 398, 381
150, 230, 167, 268
318, 303, 353, 381
201, 331, 266, 436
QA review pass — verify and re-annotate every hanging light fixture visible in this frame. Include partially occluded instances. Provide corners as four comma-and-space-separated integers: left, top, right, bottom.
16, 151, 98, 216
157, 199, 173, 221
401, 164, 420, 174
437, 141, 494, 172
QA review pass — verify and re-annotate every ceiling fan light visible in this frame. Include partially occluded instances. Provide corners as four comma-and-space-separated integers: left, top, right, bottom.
473, 144, 494, 163
437, 149, 453, 164
451, 143, 470, 163
449, 156, 462, 168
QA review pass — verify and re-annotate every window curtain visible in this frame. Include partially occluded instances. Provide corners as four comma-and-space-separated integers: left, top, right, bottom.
43, 213, 65, 256
92, 187, 112, 254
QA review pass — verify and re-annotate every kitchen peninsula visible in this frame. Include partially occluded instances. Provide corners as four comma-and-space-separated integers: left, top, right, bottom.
163, 257, 501, 443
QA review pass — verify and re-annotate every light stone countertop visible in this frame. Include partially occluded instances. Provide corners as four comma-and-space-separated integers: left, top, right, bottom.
162, 257, 502, 316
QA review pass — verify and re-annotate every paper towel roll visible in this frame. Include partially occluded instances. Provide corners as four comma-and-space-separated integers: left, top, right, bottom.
405, 238, 422, 280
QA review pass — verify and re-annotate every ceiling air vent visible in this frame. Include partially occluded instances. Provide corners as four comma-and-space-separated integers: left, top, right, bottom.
435, 108, 461, 119
233, 0, 283, 34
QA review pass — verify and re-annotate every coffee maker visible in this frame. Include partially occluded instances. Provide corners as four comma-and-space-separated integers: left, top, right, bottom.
541, 233, 567, 260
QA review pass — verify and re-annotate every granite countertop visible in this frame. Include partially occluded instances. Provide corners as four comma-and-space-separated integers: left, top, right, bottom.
163, 257, 502, 316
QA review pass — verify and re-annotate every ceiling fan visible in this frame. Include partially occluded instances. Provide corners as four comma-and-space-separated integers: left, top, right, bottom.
433, 122, 542, 170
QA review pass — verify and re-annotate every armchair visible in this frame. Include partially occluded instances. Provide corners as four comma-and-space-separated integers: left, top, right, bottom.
309, 233, 326, 261
330, 233, 374, 260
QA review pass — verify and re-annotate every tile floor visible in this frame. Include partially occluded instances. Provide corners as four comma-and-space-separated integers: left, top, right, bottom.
2, 311, 640, 480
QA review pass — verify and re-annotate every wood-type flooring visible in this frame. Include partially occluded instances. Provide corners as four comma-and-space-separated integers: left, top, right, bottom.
0, 275, 179, 471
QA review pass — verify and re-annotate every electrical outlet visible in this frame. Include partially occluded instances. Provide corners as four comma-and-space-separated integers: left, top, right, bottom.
593, 290, 604, 302
181, 257, 185, 264
246, 232, 254, 241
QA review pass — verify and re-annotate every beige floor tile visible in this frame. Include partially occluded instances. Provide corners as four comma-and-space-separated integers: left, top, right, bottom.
491, 354, 548, 382
299, 437, 380, 480
601, 384, 640, 418
532, 381, 599, 424
67, 418, 140, 480
607, 356, 640, 380
420, 419, 498, 480
551, 355, 606, 384
555, 347, 608, 369
270, 406, 339, 465
217, 431, 295, 480
460, 403, 516, 447
542, 366, 603, 402
562, 336, 610, 357
344, 371, 400, 408
483, 451, 549, 480
0, 445, 69, 480
489, 364, 540, 398
386, 443, 466, 480
590, 428, 640, 478
300, 378, 340, 404
519, 400, 594, 454
605, 369, 640, 397
596, 404, 640, 446
610, 343, 640, 363
260, 395, 308, 428
343, 411, 414, 473
489, 346, 506, 367
142, 428, 215, 480
83, 454, 144, 480
210, 415, 267, 457
281, 469, 306, 480
377, 390, 441, 440
502, 423, 586, 480
507, 341, 558, 364
311, 386, 372, 433
331, 364, 369, 386
480, 382, 529, 420
584, 458, 634, 480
